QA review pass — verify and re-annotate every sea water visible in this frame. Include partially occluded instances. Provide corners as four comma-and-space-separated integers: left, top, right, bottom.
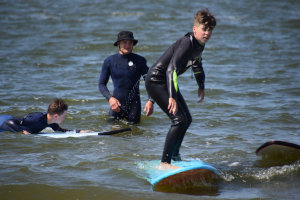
0, 0, 299, 199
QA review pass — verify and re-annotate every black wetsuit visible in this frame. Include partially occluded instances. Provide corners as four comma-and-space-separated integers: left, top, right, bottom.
145, 32, 206, 163
99, 53, 149, 124
0, 112, 68, 134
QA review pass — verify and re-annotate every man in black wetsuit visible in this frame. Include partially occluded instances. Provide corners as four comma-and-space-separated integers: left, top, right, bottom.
99, 31, 154, 124
145, 9, 216, 167
0, 98, 90, 134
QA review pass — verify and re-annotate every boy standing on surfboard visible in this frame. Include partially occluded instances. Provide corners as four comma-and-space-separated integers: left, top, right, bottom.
0, 98, 91, 134
98, 31, 154, 124
145, 9, 216, 167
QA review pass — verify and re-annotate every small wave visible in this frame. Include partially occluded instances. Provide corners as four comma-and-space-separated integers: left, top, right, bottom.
228, 162, 240, 167
219, 171, 235, 182
253, 162, 300, 181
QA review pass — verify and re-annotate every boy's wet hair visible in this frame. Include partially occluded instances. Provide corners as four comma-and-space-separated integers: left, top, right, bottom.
47, 98, 68, 115
194, 9, 216, 30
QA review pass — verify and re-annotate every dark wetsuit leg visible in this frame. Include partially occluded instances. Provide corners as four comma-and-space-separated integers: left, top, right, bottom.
125, 100, 141, 124
0, 118, 23, 132
109, 98, 141, 124
172, 92, 192, 160
146, 80, 192, 163
0, 115, 13, 132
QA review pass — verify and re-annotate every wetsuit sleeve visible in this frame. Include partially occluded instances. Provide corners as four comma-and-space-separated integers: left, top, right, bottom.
49, 123, 70, 132
166, 38, 192, 99
98, 58, 112, 101
192, 58, 205, 89
140, 57, 155, 103
140, 57, 149, 78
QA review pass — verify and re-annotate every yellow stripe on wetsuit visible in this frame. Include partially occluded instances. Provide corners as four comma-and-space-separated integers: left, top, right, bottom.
194, 71, 202, 75
173, 70, 178, 92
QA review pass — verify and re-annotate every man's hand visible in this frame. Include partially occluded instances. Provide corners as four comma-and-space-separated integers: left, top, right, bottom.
198, 88, 205, 103
109, 97, 121, 112
168, 98, 177, 115
144, 100, 154, 116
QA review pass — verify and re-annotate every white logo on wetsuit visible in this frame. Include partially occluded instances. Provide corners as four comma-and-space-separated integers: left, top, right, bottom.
128, 61, 133, 67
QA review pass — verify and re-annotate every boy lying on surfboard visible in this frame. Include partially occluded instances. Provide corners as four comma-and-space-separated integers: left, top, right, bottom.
0, 98, 92, 134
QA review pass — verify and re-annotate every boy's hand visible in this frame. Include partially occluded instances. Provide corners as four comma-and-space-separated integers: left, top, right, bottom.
168, 98, 177, 115
23, 130, 31, 135
79, 130, 93, 133
198, 88, 205, 103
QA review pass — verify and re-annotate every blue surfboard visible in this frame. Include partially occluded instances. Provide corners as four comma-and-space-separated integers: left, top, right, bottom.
139, 160, 220, 194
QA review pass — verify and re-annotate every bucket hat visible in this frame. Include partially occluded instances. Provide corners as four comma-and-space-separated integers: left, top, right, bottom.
114, 31, 138, 46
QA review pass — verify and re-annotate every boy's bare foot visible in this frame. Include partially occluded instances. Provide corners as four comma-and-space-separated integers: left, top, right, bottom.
156, 162, 181, 170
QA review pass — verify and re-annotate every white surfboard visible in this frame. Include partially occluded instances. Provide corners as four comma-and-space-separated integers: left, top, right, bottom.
38, 128, 131, 138
38, 132, 100, 138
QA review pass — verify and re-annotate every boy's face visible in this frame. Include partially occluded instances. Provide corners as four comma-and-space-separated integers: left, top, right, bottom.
193, 24, 213, 44
53, 110, 67, 124
118, 40, 133, 55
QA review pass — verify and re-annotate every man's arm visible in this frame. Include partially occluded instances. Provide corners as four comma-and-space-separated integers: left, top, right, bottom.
98, 58, 121, 112
98, 59, 112, 101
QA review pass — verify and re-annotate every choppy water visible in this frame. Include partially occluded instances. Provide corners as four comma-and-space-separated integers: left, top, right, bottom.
1, 0, 300, 199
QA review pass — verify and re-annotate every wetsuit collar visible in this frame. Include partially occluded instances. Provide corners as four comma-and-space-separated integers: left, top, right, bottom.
187, 32, 205, 47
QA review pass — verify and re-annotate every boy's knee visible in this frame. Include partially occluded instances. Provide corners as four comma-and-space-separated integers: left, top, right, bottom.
171, 115, 190, 127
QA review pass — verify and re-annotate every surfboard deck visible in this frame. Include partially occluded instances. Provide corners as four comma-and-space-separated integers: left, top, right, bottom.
139, 160, 220, 194
38, 128, 132, 138
256, 140, 300, 167
37, 128, 131, 138
38, 132, 101, 138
